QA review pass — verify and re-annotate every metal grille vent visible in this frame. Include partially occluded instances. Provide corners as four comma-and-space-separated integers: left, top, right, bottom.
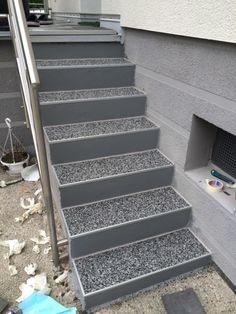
212, 128, 236, 178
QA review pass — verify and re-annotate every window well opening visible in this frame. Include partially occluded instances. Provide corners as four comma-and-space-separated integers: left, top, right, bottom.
185, 115, 236, 215
212, 128, 236, 179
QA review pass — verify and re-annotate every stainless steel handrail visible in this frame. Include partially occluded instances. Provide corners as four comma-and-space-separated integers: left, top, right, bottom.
7, 0, 59, 266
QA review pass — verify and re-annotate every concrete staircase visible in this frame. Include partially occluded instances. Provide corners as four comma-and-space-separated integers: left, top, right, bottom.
34, 41, 211, 310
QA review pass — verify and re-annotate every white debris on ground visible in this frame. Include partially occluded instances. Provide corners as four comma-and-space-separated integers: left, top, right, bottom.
15, 188, 45, 223
21, 164, 40, 182
33, 245, 40, 254
0, 178, 23, 188
52, 266, 76, 307
9, 265, 18, 276
55, 270, 68, 284
17, 273, 51, 303
43, 247, 51, 255
31, 230, 50, 245
0, 169, 79, 312
24, 263, 38, 276
15, 202, 45, 223
20, 197, 35, 209
34, 188, 42, 196
0, 239, 25, 257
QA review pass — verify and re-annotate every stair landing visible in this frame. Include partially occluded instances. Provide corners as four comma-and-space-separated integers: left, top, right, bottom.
30, 23, 120, 43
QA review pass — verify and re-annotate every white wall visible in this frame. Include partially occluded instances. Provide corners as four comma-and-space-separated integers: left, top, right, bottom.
49, 0, 120, 15
49, 0, 101, 14
80, 0, 101, 14
101, 0, 122, 15
49, 0, 236, 43
49, 0, 80, 13
120, 0, 236, 43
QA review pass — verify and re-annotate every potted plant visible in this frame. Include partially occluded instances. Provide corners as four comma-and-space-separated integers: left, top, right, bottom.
0, 118, 29, 176
1, 145, 29, 176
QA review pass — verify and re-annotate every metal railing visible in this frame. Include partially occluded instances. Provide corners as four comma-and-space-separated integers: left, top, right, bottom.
7, 0, 59, 266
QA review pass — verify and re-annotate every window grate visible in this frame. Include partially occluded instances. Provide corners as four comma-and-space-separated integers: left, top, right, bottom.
212, 128, 236, 178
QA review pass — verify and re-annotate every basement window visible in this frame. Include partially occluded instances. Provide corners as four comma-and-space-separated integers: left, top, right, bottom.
212, 128, 236, 179
185, 115, 236, 215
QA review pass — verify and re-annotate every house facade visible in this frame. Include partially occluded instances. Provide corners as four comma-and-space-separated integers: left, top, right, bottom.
122, 2, 236, 288
48, 0, 236, 287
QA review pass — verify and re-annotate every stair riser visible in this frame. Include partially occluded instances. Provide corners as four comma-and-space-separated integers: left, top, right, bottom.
47, 129, 159, 164
32, 35, 120, 44
48, 162, 62, 211
41, 96, 146, 126
74, 255, 211, 310
57, 166, 174, 208
38, 65, 135, 91
67, 208, 191, 258
33, 42, 124, 59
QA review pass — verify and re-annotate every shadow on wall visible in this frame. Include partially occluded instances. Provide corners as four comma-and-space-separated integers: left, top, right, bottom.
0, 41, 33, 152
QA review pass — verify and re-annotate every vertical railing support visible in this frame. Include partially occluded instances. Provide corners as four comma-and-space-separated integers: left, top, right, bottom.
30, 87, 60, 267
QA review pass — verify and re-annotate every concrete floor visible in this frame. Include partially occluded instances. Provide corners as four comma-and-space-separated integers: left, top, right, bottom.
0, 168, 236, 313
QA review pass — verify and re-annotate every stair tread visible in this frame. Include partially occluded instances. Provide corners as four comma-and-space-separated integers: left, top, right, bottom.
54, 149, 173, 185
63, 186, 190, 236
74, 229, 209, 294
39, 86, 144, 104
37, 58, 131, 68
45, 117, 157, 142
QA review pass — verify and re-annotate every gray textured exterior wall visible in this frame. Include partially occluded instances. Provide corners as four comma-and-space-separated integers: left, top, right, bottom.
0, 41, 32, 150
124, 28, 236, 286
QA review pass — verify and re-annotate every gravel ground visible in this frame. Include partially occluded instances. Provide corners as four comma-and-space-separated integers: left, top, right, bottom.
0, 168, 235, 313
0, 168, 80, 313
97, 267, 236, 314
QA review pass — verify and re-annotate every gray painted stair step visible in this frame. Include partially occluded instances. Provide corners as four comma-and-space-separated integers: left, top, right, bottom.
37, 58, 130, 68
31, 27, 117, 37
62, 186, 191, 257
39, 86, 144, 104
39, 87, 146, 126
45, 117, 159, 163
31, 34, 120, 44
30, 27, 120, 44
72, 228, 211, 309
54, 149, 172, 185
52, 149, 174, 207
38, 58, 135, 91
33, 42, 124, 60
45, 117, 157, 142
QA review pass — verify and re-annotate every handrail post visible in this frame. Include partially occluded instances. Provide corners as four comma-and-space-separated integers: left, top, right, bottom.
31, 86, 59, 267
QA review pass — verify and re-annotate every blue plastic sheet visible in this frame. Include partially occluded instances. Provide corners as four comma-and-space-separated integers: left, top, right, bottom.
19, 292, 77, 314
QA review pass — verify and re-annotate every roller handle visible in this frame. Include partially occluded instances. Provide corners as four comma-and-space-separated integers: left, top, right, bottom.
211, 169, 234, 185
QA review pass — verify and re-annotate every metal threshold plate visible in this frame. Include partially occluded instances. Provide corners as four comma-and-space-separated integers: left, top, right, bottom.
162, 288, 206, 314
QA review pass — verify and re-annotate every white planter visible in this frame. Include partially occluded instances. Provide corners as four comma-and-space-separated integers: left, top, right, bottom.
1, 154, 29, 176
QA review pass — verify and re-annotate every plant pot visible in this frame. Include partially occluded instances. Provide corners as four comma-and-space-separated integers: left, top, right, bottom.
1, 153, 29, 176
